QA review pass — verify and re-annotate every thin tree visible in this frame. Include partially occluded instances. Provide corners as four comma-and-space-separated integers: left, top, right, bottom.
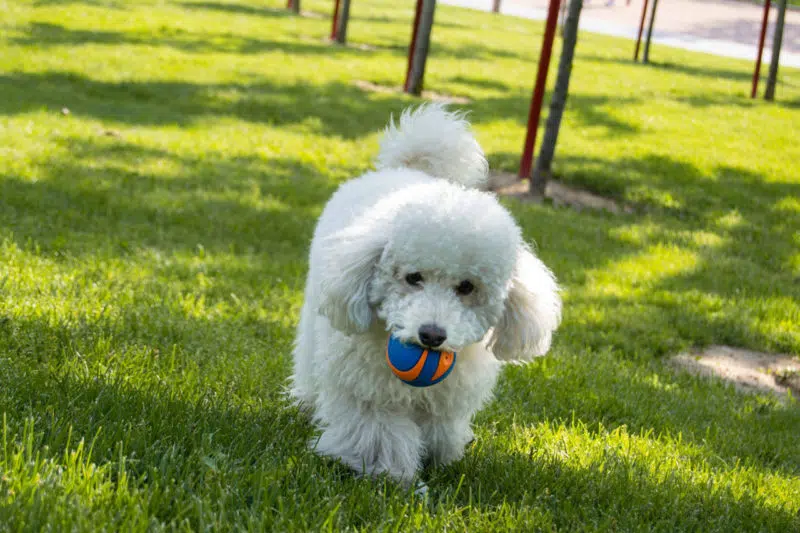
492, 0, 501, 13
642, 0, 659, 63
765, 0, 788, 100
288, 0, 300, 15
559, 0, 568, 36
633, 0, 650, 61
335, 0, 353, 44
406, 0, 437, 96
531, 0, 583, 196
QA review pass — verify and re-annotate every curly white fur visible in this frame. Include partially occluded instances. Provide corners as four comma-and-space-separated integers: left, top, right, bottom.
376, 104, 489, 190
290, 105, 561, 485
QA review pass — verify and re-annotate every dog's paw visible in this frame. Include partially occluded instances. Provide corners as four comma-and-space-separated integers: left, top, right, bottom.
312, 413, 423, 484
423, 421, 474, 467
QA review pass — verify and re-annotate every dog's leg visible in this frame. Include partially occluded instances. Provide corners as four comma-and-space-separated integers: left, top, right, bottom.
312, 398, 423, 485
289, 301, 317, 408
421, 415, 474, 467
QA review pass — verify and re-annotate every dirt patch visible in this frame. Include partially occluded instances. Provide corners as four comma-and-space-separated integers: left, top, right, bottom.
489, 171, 632, 214
299, 35, 377, 51
300, 10, 325, 19
346, 42, 378, 51
670, 345, 800, 400
353, 80, 471, 104
320, 39, 378, 51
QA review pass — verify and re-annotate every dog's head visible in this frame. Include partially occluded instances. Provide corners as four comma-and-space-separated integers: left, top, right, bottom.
318, 182, 561, 361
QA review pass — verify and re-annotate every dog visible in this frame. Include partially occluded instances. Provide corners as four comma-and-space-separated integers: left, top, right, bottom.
290, 105, 561, 484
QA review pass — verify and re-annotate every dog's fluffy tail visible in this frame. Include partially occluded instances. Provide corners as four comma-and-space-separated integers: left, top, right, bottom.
375, 104, 488, 189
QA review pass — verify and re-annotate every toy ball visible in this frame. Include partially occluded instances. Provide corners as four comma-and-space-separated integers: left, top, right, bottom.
385, 335, 456, 387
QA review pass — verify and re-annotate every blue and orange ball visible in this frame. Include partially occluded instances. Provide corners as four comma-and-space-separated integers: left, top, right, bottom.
385, 336, 456, 387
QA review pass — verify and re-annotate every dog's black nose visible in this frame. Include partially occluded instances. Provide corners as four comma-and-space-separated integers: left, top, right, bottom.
418, 324, 447, 348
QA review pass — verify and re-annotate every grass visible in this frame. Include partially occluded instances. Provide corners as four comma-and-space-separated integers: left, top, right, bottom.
730, 0, 800, 8
1, 0, 799, 530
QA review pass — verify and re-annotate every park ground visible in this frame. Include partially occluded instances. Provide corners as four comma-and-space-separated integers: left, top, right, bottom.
1, 0, 799, 530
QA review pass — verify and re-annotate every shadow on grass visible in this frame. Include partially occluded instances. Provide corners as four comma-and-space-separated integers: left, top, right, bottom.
556, 154, 800, 221
33, 0, 126, 7
677, 92, 800, 109
0, 315, 326, 529
12, 21, 376, 57
0, 72, 792, 360
1, 132, 796, 533
0, 137, 341, 262
435, 441, 799, 531
0, 129, 321, 504
0, 70, 415, 137
470, 93, 642, 138
0, 69, 648, 145
426, 349, 800, 528
0, 1, 796, 529
181, 0, 297, 18
447, 75, 511, 92
351, 13, 475, 31
539, 153, 798, 353
581, 54, 755, 83
484, 148, 798, 357
1, 304, 797, 530
13, 19, 523, 63
380, 40, 531, 62
180, 0, 480, 31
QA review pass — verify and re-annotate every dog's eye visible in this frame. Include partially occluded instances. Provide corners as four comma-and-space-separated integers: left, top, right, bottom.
455, 280, 475, 296
405, 272, 423, 286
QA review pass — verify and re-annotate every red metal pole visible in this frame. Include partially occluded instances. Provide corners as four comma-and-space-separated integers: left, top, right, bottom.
405, 0, 424, 92
519, 0, 560, 179
330, 0, 342, 40
634, 0, 649, 61
751, 0, 771, 98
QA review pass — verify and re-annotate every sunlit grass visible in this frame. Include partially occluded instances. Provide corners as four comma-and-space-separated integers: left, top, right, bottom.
1, 0, 798, 530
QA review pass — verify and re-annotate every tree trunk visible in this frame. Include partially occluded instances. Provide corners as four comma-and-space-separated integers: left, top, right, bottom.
407, 0, 436, 96
751, 0, 772, 98
765, 0, 787, 101
559, 0, 568, 36
531, 0, 582, 196
335, 0, 352, 44
492, 0, 501, 13
642, 0, 658, 63
633, 0, 649, 60
289, 0, 300, 15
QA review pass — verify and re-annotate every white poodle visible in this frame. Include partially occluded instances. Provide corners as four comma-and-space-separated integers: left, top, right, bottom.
290, 105, 561, 484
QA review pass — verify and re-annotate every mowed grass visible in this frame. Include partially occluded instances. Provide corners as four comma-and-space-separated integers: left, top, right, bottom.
1, 0, 799, 530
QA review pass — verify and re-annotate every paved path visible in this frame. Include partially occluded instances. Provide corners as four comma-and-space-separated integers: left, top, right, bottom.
442, 0, 800, 68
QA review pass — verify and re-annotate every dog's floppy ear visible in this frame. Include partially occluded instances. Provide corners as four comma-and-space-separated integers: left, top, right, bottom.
489, 245, 561, 361
317, 221, 388, 334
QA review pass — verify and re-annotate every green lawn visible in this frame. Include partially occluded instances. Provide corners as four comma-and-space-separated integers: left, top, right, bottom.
734, 0, 800, 8
1, 0, 799, 530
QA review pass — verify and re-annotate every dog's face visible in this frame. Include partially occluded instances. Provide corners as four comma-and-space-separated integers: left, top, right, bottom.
319, 182, 561, 361
368, 216, 516, 353
370, 263, 506, 353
